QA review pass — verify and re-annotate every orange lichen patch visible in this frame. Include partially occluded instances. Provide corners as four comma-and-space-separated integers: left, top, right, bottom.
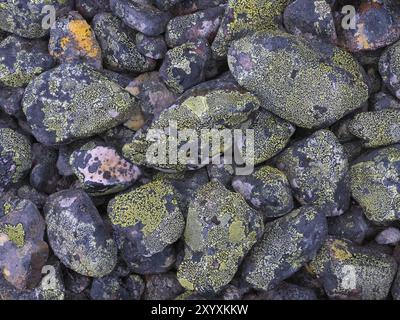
60, 37, 70, 50
67, 20, 99, 58
359, 1, 382, 13
355, 23, 370, 50
124, 112, 145, 130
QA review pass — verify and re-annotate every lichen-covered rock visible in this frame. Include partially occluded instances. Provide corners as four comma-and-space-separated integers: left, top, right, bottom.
207, 160, 235, 188
0, 87, 24, 116
143, 272, 184, 300
212, 0, 289, 59
246, 110, 295, 165
17, 185, 48, 209
76, 0, 111, 19
283, 0, 336, 43
309, 237, 398, 300
107, 179, 185, 273
165, 6, 224, 48
0, 128, 32, 191
348, 109, 400, 148
44, 189, 118, 277
125, 72, 178, 118
171, 0, 227, 16
350, 145, 400, 223
135, 33, 167, 60
336, 0, 400, 52
70, 142, 141, 196
379, 39, 400, 100
92, 13, 156, 73
276, 130, 350, 216
110, 0, 171, 36
0, 36, 55, 88
90, 273, 144, 300
228, 31, 369, 129
327, 206, 370, 245
49, 11, 102, 69
0, 0, 74, 38
371, 92, 400, 111
153, 0, 183, 10
0, 199, 48, 290
177, 181, 264, 294
241, 205, 327, 291
160, 39, 211, 94
232, 165, 293, 218
22, 62, 139, 146
122, 88, 259, 172
244, 282, 318, 300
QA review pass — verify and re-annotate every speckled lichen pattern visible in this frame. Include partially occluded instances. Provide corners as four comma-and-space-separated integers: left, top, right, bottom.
107, 178, 185, 254
350, 145, 400, 223
0, 128, 32, 190
276, 130, 350, 216
241, 205, 327, 291
309, 237, 398, 299
22, 62, 139, 145
380, 39, 400, 99
228, 31, 369, 129
177, 181, 264, 294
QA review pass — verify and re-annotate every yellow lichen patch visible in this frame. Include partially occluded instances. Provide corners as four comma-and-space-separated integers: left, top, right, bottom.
179, 278, 195, 291
229, 220, 246, 242
67, 20, 99, 58
0, 223, 25, 248
183, 95, 209, 118
2, 202, 12, 215
331, 239, 353, 261
60, 36, 70, 50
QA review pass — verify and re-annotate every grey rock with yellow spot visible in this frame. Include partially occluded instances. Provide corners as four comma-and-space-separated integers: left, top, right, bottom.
22, 62, 140, 146
349, 109, 400, 148
165, 6, 225, 48
232, 165, 293, 218
0, 198, 48, 290
177, 181, 264, 294
160, 39, 211, 94
107, 179, 185, 274
350, 145, 400, 223
276, 130, 350, 216
0, 128, 32, 191
241, 205, 327, 291
309, 236, 398, 300
380, 39, 400, 100
92, 13, 156, 73
228, 31, 369, 129
0, 0, 74, 39
70, 142, 141, 196
44, 189, 118, 277
0, 36, 55, 88
122, 88, 260, 172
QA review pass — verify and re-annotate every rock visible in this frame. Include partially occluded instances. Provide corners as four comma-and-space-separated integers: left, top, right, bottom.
165, 6, 224, 48
309, 236, 398, 300
22, 62, 139, 146
376, 227, 400, 245
207, 160, 235, 188
0, 128, 32, 191
228, 31, 369, 129
76, 0, 111, 19
70, 142, 141, 196
49, 11, 102, 69
122, 88, 259, 172
336, 0, 400, 52
0, 36, 55, 88
212, 0, 289, 59
170, 0, 227, 16
371, 92, 400, 111
379, 39, 400, 100
350, 145, 400, 223
160, 39, 211, 94
135, 33, 167, 60
283, 0, 336, 43
30, 161, 60, 194
0, 0, 74, 38
328, 206, 370, 245
107, 179, 185, 273
177, 181, 264, 294
110, 0, 171, 36
244, 282, 317, 300
246, 110, 295, 165
241, 205, 327, 291
125, 72, 178, 118
64, 269, 91, 294
232, 165, 293, 218
90, 273, 144, 300
0, 87, 24, 116
101, 126, 137, 151
92, 13, 156, 73
44, 189, 118, 277
153, 0, 183, 10
276, 130, 350, 216
17, 185, 47, 209
392, 270, 400, 300
349, 109, 400, 148
0, 199, 48, 290
143, 272, 184, 300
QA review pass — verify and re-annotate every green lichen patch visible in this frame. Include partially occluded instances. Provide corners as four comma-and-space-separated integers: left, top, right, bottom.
0, 223, 25, 247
